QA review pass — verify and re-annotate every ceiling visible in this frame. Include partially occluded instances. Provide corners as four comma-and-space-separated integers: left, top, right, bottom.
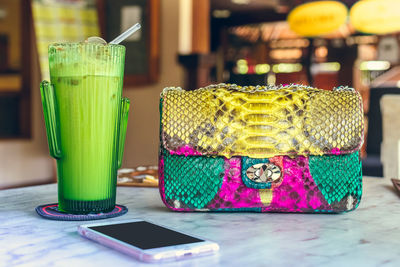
210, 0, 361, 26
211, 0, 281, 12
211, 0, 288, 26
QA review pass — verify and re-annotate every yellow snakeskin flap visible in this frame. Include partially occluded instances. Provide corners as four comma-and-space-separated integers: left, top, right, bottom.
161, 84, 364, 158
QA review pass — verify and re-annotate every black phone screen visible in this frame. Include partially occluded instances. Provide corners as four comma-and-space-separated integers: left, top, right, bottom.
89, 221, 204, 250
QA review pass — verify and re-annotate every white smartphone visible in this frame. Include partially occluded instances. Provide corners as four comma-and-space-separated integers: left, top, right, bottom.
78, 219, 219, 263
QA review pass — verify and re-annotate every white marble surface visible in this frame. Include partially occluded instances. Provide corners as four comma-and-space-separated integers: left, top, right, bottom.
1, 177, 400, 267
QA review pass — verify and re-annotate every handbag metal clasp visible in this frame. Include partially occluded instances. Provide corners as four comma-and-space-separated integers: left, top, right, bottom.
246, 163, 282, 183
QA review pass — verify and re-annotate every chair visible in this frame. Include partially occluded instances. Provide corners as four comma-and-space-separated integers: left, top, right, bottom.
363, 87, 400, 177
380, 95, 400, 178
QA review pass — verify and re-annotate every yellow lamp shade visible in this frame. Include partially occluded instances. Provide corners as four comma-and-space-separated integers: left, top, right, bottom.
288, 1, 348, 37
350, 0, 400, 34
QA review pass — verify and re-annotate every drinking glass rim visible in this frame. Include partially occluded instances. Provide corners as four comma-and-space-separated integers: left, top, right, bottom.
49, 42, 125, 50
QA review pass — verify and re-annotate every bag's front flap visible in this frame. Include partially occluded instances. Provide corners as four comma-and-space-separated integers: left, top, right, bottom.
160, 84, 364, 158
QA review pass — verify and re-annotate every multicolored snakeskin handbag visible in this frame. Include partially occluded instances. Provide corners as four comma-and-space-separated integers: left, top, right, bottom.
158, 84, 364, 213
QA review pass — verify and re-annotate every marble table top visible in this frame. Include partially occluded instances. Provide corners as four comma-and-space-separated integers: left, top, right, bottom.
1, 177, 400, 267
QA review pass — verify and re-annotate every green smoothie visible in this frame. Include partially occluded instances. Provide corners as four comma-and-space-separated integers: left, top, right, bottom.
41, 43, 129, 214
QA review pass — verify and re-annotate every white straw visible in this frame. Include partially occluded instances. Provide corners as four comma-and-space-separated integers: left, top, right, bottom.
109, 23, 141, 44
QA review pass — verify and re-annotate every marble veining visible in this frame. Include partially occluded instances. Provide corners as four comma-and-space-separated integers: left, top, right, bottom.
1, 177, 400, 267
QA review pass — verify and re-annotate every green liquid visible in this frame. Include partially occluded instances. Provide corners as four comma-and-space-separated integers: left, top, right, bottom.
52, 75, 122, 213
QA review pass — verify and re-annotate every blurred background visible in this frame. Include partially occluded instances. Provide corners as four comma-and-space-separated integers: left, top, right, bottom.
1, 0, 400, 188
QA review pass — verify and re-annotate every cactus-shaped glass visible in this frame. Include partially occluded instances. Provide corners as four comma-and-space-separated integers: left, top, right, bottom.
40, 43, 129, 214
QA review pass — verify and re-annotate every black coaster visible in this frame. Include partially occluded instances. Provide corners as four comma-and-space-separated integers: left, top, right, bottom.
35, 203, 128, 221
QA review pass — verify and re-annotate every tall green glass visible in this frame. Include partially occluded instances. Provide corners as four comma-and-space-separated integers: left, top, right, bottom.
40, 43, 129, 214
